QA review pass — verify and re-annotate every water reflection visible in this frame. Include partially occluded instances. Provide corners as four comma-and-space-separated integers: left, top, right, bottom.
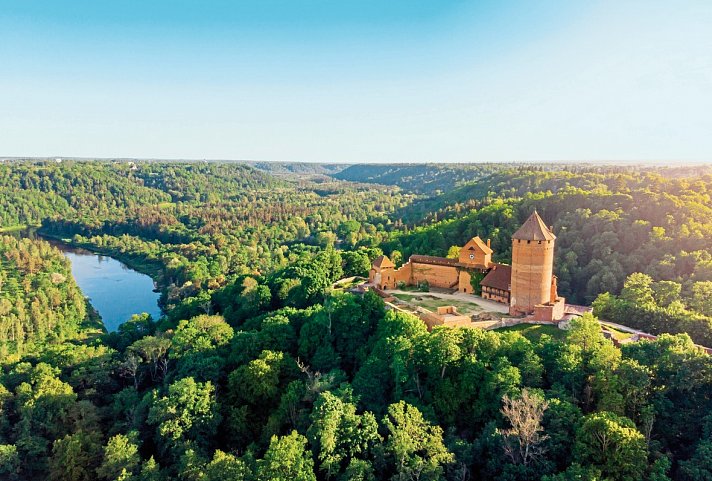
14, 228, 162, 332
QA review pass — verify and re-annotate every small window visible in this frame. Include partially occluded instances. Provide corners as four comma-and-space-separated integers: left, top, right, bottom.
527, 240, 531, 244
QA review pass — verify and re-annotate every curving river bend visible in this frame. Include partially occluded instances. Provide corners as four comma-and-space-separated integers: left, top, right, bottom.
16, 229, 162, 332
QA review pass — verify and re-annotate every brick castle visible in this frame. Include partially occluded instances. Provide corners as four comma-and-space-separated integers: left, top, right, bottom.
369, 211, 566, 322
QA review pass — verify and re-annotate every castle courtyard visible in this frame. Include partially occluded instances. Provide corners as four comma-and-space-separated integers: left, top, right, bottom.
386, 287, 510, 315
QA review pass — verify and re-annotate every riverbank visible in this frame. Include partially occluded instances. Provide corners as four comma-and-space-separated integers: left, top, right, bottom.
11, 227, 165, 330
81, 298, 106, 334
38, 229, 167, 290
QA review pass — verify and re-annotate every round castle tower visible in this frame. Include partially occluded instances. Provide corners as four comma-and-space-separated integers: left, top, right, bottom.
509, 210, 557, 315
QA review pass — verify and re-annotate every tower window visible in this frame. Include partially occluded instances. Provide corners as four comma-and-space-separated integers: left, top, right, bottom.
527, 240, 531, 244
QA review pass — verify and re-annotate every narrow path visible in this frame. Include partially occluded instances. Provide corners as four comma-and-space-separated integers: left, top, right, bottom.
599, 319, 653, 337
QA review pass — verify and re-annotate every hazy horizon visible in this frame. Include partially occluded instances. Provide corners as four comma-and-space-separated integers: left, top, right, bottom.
2, 1, 711, 163
3, 156, 710, 167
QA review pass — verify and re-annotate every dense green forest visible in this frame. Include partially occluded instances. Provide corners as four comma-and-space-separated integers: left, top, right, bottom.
333, 163, 511, 194
0, 236, 89, 356
384, 168, 712, 305
1, 160, 711, 481
2, 161, 408, 311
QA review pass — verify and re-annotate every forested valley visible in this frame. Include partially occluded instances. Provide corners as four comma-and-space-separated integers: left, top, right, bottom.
1, 159, 711, 481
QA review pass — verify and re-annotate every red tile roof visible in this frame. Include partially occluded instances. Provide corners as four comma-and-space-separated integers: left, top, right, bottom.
480, 264, 512, 291
463, 236, 493, 255
372, 255, 394, 269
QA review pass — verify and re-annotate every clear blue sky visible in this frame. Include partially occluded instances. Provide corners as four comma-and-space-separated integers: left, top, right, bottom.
1, 0, 710, 163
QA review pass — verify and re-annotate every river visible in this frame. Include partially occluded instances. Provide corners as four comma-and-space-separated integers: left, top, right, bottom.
14, 229, 162, 332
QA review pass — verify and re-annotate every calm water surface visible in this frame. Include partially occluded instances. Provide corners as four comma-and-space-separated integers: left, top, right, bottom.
60, 247, 162, 332
16, 229, 162, 331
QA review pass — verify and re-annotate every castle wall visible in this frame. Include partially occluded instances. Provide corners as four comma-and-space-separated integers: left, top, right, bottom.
419, 306, 472, 331
458, 270, 473, 293
410, 262, 460, 289
510, 238, 555, 314
372, 259, 465, 291
393, 262, 413, 286
533, 297, 566, 322
374, 267, 395, 289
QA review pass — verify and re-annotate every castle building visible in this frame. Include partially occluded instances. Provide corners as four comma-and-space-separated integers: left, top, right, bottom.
480, 264, 511, 303
369, 236, 493, 294
369, 211, 566, 322
508, 211, 565, 321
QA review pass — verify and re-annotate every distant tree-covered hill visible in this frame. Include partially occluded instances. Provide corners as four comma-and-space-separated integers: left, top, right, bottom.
248, 161, 349, 176
332, 163, 512, 193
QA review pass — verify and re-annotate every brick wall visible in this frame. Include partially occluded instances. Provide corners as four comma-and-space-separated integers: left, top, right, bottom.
458, 270, 473, 293
510, 238, 555, 314
533, 297, 566, 322
410, 262, 460, 288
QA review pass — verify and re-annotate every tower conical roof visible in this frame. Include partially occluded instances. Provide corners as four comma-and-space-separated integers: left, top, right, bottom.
512, 211, 556, 241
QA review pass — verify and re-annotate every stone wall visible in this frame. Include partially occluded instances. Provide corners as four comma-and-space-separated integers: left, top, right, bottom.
370, 262, 414, 290
470, 320, 506, 329
418, 306, 472, 331
370, 266, 395, 289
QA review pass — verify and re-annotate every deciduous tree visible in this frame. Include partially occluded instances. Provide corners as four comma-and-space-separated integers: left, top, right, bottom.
499, 389, 549, 467
382, 401, 453, 481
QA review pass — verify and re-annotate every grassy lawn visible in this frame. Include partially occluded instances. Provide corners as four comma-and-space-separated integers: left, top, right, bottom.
393, 293, 419, 301
392, 293, 482, 315
601, 325, 635, 341
396, 285, 422, 292
495, 323, 567, 342
497, 322, 635, 343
